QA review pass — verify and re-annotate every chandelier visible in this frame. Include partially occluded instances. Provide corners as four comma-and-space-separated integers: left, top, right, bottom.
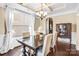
36, 3, 47, 20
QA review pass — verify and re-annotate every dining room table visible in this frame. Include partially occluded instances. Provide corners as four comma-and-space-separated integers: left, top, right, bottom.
16, 35, 43, 56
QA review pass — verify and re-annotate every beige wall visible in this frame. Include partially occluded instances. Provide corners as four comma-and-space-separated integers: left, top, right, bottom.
34, 17, 46, 34
13, 10, 35, 36
38, 13, 77, 34
53, 13, 77, 45
0, 7, 5, 34
34, 16, 41, 31
53, 13, 76, 33
34, 13, 77, 45
13, 11, 29, 36
76, 15, 79, 50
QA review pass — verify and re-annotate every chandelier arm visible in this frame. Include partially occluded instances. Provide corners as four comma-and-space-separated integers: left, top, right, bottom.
36, 3, 48, 20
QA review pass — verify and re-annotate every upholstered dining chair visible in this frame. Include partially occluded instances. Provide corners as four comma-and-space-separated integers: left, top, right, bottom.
35, 32, 40, 46
23, 32, 30, 39
37, 34, 53, 56
52, 31, 60, 55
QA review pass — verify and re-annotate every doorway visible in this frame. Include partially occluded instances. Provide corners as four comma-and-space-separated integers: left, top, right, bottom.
46, 17, 53, 34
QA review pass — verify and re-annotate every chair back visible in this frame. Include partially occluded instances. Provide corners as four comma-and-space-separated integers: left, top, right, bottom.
42, 34, 53, 56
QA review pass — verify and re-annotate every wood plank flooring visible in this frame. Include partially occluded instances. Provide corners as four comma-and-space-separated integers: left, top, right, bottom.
48, 41, 77, 56
0, 41, 79, 56
0, 46, 22, 56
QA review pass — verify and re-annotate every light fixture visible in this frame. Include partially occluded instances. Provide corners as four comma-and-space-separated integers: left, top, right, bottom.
36, 3, 47, 20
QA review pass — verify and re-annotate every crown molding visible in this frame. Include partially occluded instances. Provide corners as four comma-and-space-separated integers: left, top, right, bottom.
48, 10, 77, 17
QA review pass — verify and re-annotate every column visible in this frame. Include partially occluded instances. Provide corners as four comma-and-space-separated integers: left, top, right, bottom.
1, 6, 14, 53
28, 15, 35, 45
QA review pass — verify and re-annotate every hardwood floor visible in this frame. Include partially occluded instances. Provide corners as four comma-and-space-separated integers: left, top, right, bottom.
0, 46, 22, 56
0, 41, 79, 56
48, 41, 77, 56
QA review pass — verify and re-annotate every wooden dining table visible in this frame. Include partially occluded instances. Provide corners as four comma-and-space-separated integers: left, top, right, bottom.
16, 35, 43, 56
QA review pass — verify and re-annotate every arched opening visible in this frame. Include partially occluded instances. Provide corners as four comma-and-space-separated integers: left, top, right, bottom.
46, 17, 53, 34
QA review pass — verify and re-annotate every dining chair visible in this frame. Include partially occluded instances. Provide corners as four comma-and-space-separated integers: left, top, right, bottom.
52, 32, 60, 55
34, 32, 40, 47
37, 34, 53, 56
23, 32, 30, 39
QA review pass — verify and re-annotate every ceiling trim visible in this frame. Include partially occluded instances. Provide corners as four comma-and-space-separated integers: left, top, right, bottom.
47, 10, 77, 17
19, 3, 36, 12
5, 3, 36, 16
44, 3, 53, 11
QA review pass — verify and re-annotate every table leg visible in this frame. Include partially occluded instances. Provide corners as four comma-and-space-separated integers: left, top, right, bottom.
22, 45, 27, 56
